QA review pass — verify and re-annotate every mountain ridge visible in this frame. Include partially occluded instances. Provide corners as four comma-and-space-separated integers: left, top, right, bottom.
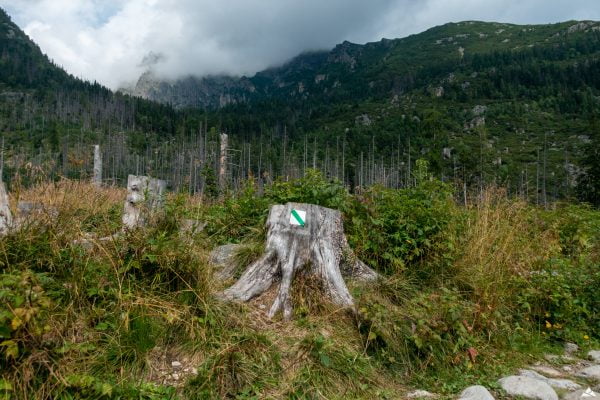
124, 19, 600, 109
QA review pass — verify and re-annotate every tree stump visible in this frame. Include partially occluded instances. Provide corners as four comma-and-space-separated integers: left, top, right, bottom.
0, 182, 12, 235
222, 202, 377, 320
92, 144, 102, 187
122, 175, 166, 230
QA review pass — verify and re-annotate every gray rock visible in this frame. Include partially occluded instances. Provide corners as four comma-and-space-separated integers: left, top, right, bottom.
530, 365, 564, 378
519, 369, 582, 390
565, 343, 579, 355
588, 351, 600, 363
406, 390, 437, 398
498, 376, 558, 400
563, 388, 599, 400
209, 244, 243, 280
577, 365, 600, 381
459, 385, 494, 400
171, 360, 182, 370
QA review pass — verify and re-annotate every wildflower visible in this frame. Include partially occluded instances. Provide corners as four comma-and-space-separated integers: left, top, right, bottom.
584, 335, 590, 340
545, 320, 552, 329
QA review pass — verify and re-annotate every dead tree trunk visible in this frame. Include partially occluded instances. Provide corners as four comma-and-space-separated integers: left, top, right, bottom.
0, 182, 12, 235
222, 202, 377, 320
93, 144, 102, 186
218, 133, 228, 191
122, 175, 166, 230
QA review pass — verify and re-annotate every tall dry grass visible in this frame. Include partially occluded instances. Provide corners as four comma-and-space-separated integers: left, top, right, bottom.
454, 188, 561, 318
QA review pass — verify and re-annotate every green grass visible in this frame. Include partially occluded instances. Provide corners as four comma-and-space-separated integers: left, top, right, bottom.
0, 177, 598, 399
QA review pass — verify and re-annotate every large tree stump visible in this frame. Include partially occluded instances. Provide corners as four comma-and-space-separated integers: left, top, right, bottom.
0, 182, 12, 235
222, 202, 377, 320
122, 175, 166, 230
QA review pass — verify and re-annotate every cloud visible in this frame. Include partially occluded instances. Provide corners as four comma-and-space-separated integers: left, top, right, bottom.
2, 0, 600, 89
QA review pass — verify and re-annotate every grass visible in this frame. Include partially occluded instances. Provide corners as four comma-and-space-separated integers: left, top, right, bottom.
0, 178, 598, 399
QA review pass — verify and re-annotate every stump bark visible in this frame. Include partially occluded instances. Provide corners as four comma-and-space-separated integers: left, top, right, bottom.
222, 202, 377, 320
92, 144, 102, 187
0, 182, 12, 235
122, 175, 166, 230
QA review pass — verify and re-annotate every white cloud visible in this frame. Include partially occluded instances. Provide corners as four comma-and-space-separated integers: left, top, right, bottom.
2, 0, 600, 89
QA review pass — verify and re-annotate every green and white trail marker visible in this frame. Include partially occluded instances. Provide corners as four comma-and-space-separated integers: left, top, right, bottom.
290, 209, 306, 226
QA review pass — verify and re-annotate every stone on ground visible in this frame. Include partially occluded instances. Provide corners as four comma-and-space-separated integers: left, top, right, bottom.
498, 376, 558, 400
406, 389, 437, 398
588, 351, 600, 363
530, 365, 564, 378
563, 388, 599, 400
564, 342, 579, 355
209, 243, 243, 280
459, 385, 494, 400
577, 365, 600, 381
519, 369, 582, 390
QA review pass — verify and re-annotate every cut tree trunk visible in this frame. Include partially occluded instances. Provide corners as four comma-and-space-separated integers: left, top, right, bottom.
122, 175, 167, 230
0, 182, 12, 235
93, 144, 102, 187
222, 202, 377, 320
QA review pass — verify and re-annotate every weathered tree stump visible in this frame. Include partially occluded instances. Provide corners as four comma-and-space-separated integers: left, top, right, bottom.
0, 182, 12, 235
92, 144, 102, 187
122, 175, 167, 230
222, 202, 377, 320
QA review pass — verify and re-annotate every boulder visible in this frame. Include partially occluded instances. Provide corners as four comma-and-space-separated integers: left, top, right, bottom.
519, 369, 581, 390
498, 376, 558, 400
459, 385, 494, 400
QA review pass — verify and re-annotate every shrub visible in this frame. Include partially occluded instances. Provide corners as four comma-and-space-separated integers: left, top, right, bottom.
347, 179, 456, 276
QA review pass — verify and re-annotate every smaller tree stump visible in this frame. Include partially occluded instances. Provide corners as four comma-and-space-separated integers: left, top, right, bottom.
92, 144, 102, 187
122, 175, 166, 230
0, 182, 12, 235
222, 202, 377, 320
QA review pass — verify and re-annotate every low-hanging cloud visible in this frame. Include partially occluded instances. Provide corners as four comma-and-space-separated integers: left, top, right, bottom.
3, 0, 600, 89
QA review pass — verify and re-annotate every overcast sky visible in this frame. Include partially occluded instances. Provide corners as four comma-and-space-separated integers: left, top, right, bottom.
2, 0, 599, 89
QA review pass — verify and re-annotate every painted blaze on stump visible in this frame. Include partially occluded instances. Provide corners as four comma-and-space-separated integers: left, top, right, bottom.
223, 202, 376, 320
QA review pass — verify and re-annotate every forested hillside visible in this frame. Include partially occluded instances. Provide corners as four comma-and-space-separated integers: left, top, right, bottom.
1, 8, 600, 205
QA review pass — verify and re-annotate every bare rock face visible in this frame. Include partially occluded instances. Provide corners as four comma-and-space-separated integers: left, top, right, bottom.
498, 376, 558, 400
221, 203, 377, 320
459, 385, 494, 400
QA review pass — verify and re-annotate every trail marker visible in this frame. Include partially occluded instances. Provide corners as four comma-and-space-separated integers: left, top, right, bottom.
290, 209, 306, 226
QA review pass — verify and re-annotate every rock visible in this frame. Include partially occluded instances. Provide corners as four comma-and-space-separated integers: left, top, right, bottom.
563, 388, 599, 400
190, 367, 198, 375
472, 105, 487, 116
171, 361, 182, 371
498, 376, 558, 400
459, 385, 494, 400
588, 351, 600, 363
355, 114, 373, 126
577, 365, 600, 381
530, 365, 564, 378
519, 369, 582, 390
209, 243, 243, 280
406, 390, 437, 398
565, 343, 579, 355
171, 373, 179, 380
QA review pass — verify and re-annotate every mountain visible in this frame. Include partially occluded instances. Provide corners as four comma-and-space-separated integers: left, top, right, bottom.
127, 20, 600, 110
2, 6, 600, 204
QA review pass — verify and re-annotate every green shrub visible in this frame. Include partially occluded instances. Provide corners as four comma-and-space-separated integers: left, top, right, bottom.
265, 169, 350, 210
347, 179, 456, 276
